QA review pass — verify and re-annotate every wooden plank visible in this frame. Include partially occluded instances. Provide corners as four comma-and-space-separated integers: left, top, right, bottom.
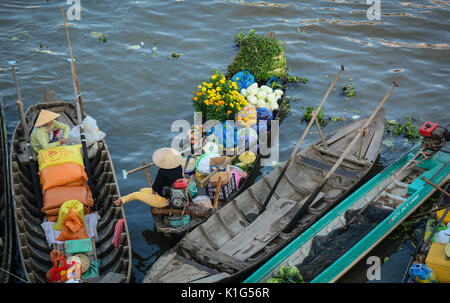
218, 198, 301, 260
156, 255, 217, 283
364, 128, 384, 162
295, 156, 357, 179
143, 251, 177, 282
312, 145, 368, 166
181, 239, 251, 271
323, 117, 366, 146
350, 128, 375, 158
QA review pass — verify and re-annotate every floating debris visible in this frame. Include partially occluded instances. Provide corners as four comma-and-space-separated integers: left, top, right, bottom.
32, 48, 66, 56
372, 38, 450, 50
342, 79, 356, 98
90, 32, 108, 43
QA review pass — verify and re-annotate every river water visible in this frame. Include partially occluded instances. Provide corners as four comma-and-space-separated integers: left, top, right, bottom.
0, 0, 448, 283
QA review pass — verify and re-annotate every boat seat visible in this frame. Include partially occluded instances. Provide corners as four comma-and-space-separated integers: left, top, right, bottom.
295, 156, 358, 179
312, 145, 369, 167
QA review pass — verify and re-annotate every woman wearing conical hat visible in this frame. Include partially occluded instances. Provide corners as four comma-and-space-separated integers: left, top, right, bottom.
114, 147, 183, 208
30, 109, 70, 154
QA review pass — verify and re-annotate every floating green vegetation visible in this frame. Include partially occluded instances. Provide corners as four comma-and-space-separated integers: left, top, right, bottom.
342, 79, 355, 98
171, 51, 182, 58
228, 30, 287, 83
90, 32, 108, 43
302, 106, 328, 127
385, 115, 421, 142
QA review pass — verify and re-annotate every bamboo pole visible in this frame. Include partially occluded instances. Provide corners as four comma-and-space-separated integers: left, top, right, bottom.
285, 81, 399, 230
10, 63, 44, 215
421, 177, 450, 198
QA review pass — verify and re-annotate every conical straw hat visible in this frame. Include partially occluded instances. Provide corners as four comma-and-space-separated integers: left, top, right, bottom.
152, 147, 182, 169
35, 110, 60, 127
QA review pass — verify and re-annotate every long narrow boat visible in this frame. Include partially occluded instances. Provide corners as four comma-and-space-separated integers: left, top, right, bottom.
152, 87, 287, 237
0, 97, 13, 283
244, 145, 450, 283
10, 91, 132, 283
143, 109, 386, 283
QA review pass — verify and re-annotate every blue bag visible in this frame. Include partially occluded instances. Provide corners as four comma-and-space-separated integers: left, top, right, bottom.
409, 264, 438, 283
232, 70, 255, 90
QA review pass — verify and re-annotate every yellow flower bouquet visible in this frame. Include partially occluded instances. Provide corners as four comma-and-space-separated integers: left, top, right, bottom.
192, 71, 248, 121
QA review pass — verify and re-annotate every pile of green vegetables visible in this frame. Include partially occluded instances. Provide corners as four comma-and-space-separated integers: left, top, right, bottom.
227, 30, 287, 83
266, 266, 304, 283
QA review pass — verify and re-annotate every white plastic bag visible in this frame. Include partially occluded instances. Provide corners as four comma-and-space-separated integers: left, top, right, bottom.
67, 115, 106, 159
434, 223, 450, 244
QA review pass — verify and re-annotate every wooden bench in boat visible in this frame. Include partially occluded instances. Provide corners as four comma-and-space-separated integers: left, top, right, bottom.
295, 155, 358, 179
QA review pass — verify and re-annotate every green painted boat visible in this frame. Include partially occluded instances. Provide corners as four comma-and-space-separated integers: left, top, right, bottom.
244, 145, 450, 283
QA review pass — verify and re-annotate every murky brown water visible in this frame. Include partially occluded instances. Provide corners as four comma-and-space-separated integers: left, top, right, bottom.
0, 0, 448, 282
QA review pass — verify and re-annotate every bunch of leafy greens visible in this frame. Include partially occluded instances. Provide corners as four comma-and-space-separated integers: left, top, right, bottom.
227, 30, 287, 83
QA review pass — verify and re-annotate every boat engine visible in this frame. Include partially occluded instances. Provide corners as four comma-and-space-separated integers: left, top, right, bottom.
420, 122, 450, 152
170, 178, 190, 209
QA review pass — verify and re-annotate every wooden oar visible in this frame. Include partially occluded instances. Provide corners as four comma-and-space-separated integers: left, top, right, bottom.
123, 162, 155, 179
259, 65, 345, 213
285, 81, 399, 231
61, 8, 98, 208
9, 62, 44, 216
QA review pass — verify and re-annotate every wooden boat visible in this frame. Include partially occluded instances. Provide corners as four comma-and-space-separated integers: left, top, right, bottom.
244, 145, 450, 283
143, 109, 386, 283
152, 86, 288, 238
10, 91, 132, 283
0, 97, 13, 283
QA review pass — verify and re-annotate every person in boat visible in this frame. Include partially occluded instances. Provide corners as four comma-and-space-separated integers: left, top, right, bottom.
31, 109, 70, 154
114, 147, 183, 208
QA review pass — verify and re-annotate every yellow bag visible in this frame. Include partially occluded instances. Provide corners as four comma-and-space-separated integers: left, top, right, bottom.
53, 200, 85, 231
38, 144, 84, 171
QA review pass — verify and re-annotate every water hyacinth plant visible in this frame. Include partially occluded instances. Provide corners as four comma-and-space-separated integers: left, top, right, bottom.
192, 71, 248, 121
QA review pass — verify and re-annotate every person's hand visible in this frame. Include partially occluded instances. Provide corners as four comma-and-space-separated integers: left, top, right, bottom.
58, 138, 67, 144
113, 198, 122, 207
